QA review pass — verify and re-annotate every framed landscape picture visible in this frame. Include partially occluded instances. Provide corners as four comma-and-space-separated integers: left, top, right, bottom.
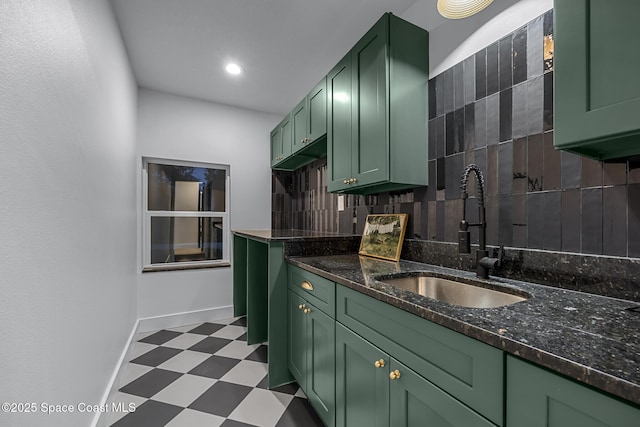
358, 214, 408, 261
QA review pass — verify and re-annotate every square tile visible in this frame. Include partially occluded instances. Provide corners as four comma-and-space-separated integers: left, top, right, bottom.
162, 333, 207, 350
221, 420, 258, 427
152, 374, 217, 407
237, 332, 247, 342
188, 322, 226, 335
130, 342, 158, 360
229, 388, 293, 427
188, 381, 253, 417
139, 330, 183, 345
275, 397, 324, 427
189, 355, 241, 379
221, 360, 268, 387
189, 337, 233, 354
231, 317, 247, 327
211, 325, 247, 340
245, 345, 268, 363
111, 399, 183, 427
106, 392, 147, 425
158, 350, 212, 373
120, 363, 153, 387
165, 408, 225, 427
167, 324, 201, 333
120, 368, 183, 398
130, 347, 183, 367
215, 340, 261, 360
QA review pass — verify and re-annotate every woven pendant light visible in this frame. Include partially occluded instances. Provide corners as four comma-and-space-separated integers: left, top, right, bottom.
437, 0, 494, 19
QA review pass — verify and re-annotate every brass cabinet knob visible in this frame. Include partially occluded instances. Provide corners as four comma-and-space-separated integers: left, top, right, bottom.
298, 304, 306, 310
349, 178, 357, 184
374, 359, 385, 368
303, 308, 311, 314
343, 179, 349, 184
389, 370, 401, 380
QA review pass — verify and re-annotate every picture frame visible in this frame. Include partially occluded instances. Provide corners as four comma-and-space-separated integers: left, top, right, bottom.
358, 214, 408, 261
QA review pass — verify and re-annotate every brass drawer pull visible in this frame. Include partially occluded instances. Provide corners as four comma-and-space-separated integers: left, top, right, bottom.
389, 370, 401, 380
298, 304, 306, 310
374, 359, 385, 368
301, 281, 314, 291
303, 308, 311, 314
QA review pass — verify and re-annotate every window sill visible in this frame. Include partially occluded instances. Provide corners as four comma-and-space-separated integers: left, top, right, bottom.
142, 262, 231, 273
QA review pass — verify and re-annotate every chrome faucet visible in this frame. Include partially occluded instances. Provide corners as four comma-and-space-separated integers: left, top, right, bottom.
458, 164, 502, 279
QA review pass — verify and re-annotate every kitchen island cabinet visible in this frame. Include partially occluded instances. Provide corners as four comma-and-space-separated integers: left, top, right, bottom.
232, 230, 358, 388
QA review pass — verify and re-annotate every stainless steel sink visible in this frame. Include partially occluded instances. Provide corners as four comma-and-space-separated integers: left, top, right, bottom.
379, 274, 530, 308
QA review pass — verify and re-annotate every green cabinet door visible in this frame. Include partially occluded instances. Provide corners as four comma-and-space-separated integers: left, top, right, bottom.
306, 304, 336, 427
389, 359, 496, 427
307, 77, 327, 142
288, 290, 307, 390
270, 125, 281, 167
507, 356, 640, 427
292, 98, 307, 154
327, 54, 353, 192
351, 13, 388, 188
554, 0, 640, 159
271, 114, 293, 167
336, 323, 389, 427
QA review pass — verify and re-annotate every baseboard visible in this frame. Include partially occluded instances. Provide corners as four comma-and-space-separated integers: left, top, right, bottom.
137, 305, 234, 332
92, 305, 234, 427
92, 319, 140, 427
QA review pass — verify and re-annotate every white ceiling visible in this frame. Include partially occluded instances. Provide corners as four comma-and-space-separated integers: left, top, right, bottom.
109, 0, 537, 117
109, 0, 432, 116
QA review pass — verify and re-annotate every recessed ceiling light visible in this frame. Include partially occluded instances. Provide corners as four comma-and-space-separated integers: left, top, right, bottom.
225, 63, 243, 75
437, 0, 494, 19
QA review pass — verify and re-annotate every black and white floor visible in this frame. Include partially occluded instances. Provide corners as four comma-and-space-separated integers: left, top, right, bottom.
107, 317, 323, 427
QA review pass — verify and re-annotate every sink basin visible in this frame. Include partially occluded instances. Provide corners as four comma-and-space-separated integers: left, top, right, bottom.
379, 274, 530, 308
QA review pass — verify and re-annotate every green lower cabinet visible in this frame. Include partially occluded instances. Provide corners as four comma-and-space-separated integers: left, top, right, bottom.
336, 323, 494, 427
389, 358, 495, 427
507, 356, 640, 427
336, 323, 390, 427
288, 290, 335, 427
288, 291, 307, 390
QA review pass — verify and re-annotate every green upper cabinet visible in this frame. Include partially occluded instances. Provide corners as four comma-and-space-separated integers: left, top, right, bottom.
554, 0, 640, 160
292, 77, 327, 155
507, 356, 640, 427
274, 78, 328, 170
270, 114, 292, 167
327, 13, 429, 194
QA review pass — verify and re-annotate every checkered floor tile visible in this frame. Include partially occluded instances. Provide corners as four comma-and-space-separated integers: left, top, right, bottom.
107, 317, 324, 427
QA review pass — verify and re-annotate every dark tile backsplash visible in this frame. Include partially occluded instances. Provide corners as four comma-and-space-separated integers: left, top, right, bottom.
272, 10, 640, 300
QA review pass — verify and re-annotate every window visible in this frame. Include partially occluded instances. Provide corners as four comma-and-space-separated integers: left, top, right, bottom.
142, 158, 230, 271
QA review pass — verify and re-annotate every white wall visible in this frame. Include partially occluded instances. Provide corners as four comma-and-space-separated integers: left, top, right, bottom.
402, 0, 553, 76
0, 0, 137, 426
136, 88, 279, 327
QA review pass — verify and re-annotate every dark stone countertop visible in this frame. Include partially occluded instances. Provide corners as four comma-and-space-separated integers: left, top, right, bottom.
287, 253, 640, 406
232, 229, 358, 243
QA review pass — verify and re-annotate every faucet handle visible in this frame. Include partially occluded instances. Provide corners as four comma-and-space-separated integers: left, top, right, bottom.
458, 220, 471, 254
496, 245, 504, 267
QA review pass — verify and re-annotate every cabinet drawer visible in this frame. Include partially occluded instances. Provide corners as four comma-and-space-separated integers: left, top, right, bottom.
337, 285, 503, 426
289, 265, 335, 317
